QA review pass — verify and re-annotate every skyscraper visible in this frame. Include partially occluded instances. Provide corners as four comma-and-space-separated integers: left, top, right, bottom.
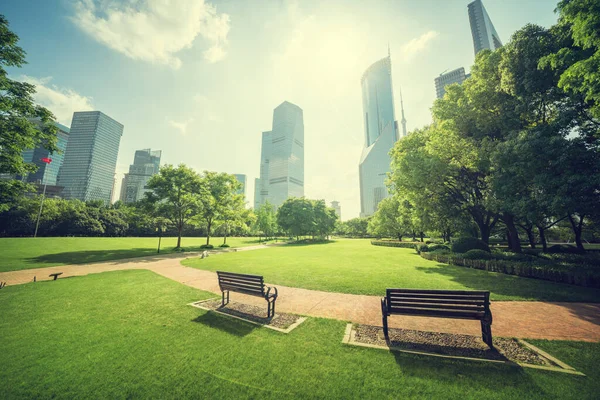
468, 0, 502, 55
58, 111, 123, 204
434, 67, 468, 99
19, 120, 70, 186
331, 201, 341, 220
255, 101, 304, 209
120, 148, 161, 203
359, 53, 398, 217
234, 174, 247, 197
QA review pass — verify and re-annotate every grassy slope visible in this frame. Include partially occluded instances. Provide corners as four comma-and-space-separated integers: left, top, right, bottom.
0, 237, 259, 272
1, 270, 598, 399
183, 239, 600, 302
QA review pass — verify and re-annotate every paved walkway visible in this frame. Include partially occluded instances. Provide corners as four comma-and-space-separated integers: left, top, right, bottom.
1, 247, 599, 342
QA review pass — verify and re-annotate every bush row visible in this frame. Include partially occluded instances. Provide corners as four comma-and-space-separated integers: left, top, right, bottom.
371, 240, 420, 249
420, 252, 600, 289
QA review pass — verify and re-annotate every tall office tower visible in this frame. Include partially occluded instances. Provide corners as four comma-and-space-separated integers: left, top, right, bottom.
253, 178, 261, 209
434, 67, 468, 99
234, 174, 247, 197
256, 102, 304, 208
19, 120, 70, 186
359, 53, 398, 217
468, 0, 502, 55
58, 111, 124, 204
120, 149, 161, 203
331, 201, 341, 220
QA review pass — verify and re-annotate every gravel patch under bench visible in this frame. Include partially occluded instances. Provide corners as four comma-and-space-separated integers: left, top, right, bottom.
191, 299, 305, 332
352, 324, 559, 367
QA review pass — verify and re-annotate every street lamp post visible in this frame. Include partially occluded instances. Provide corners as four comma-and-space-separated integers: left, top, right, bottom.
34, 157, 52, 238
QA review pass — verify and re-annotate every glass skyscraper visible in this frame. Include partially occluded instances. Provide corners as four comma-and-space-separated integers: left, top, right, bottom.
120, 148, 161, 203
468, 0, 502, 55
434, 67, 469, 99
359, 54, 399, 217
233, 174, 247, 198
255, 101, 304, 209
19, 120, 70, 186
58, 111, 124, 204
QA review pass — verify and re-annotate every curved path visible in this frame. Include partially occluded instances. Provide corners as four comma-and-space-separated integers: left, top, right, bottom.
1, 246, 599, 342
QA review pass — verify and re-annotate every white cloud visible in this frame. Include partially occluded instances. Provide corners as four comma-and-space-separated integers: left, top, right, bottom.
71, 0, 230, 68
401, 30, 439, 59
168, 118, 194, 135
20, 75, 94, 125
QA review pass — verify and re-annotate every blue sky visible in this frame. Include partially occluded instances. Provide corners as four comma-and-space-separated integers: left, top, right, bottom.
4, 0, 558, 219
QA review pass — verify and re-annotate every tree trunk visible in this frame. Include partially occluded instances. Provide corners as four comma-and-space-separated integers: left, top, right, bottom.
568, 214, 585, 252
206, 220, 212, 245
412, 230, 416, 241
525, 228, 536, 249
420, 232, 424, 242
223, 235, 227, 245
397, 234, 402, 241
176, 225, 182, 248
537, 225, 547, 252
478, 223, 491, 244
502, 213, 522, 253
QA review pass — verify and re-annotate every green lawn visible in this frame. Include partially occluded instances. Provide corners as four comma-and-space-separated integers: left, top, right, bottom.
0, 237, 259, 272
183, 239, 600, 302
1, 270, 598, 399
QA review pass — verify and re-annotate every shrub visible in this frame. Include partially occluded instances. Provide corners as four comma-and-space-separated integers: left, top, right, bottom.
371, 240, 418, 249
200, 244, 214, 249
219, 243, 230, 248
416, 244, 430, 254
451, 237, 490, 253
428, 244, 450, 252
547, 244, 582, 254
462, 249, 494, 260
429, 248, 451, 255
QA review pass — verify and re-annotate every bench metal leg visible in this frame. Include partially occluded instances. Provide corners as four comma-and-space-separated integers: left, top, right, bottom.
221, 290, 230, 306
481, 320, 493, 349
266, 298, 276, 318
381, 298, 389, 341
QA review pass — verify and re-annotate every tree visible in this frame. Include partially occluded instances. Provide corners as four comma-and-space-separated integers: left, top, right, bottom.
255, 201, 277, 241
367, 197, 405, 240
216, 190, 250, 245
344, 217, 371, 238
0, 14, 59, 208
196, 171, 241, 246
312, 199, 337, 238
145, 164, 203, 248
276, 198, 314, 240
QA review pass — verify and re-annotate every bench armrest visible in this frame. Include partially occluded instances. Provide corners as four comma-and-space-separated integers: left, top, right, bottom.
265, 286, 278, 299
381, 297, 388, 315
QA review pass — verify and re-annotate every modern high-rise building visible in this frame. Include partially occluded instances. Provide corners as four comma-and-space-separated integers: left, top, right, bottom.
468, 0, 502, 55
58, 111, 123, 204
234, 174, 247, 197
359, 53, 399, 217
19, 120, 70, 186
120, 148, 161, 203
331, 201, 341, 220
255, 101, 304, 209
434, 67, 468, 99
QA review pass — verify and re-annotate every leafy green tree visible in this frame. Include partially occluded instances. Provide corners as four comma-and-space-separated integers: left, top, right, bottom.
196, 171, 241, 246
0, 14, 59, 209
276, 197, 314, 240
368, 196, 405, 240
312, 199, 337, 238
216, 190, 250, 245
344, 217, 371, 238
255, 201, 277, 241
145, 164, 203, 248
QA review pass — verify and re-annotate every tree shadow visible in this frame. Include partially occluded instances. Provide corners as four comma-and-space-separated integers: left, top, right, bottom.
284, 239, 337, 247
414, 263, 600, 304
26, 248, 176, 267
191, 311, 257, 337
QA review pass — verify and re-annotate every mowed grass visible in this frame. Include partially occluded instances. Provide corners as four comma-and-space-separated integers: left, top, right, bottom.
183, 239, 600, 302
1, 270, 598, 399
0, 237, 258, 272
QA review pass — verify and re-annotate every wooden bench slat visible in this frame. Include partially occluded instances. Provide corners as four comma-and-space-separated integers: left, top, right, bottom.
388, 297, 486, 306
217, 271, 263, 281
219, 277, 264, 287
220, 282, 264, 292
388, 293, 487, 301
387, 289, 490, 296
390, 303, 485, 312
223, 287, 267, 297
388, 307, 485, 319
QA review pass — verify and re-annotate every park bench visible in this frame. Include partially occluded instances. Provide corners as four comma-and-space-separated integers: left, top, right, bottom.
49, 272, 63, 281
217, 271, 278, 318
381, 288, 493, 348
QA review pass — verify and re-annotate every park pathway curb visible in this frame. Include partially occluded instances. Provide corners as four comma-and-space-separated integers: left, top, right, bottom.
1, 245, 599, 343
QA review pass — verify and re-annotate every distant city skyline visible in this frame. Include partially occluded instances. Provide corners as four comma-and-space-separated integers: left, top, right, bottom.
255, 101, 304, 209
58, 111, 123, 204
120, 148, 161, 203
3, 0, 557, 219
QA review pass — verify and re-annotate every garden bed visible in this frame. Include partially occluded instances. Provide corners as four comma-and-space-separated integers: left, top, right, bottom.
344, 324, 583, 374
190, 299, 306, 333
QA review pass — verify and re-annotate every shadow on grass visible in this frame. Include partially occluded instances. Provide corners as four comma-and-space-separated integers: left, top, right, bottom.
191, 311, 257, 337
26, 248, 178, 267
284, 240, 337, 247
414, 263, 600, 304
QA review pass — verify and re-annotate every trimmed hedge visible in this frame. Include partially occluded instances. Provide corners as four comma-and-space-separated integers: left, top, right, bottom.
420, 252, 600, 289
463, 249, 494, 260
451, 237, 490, 253
371, 240, 420, 249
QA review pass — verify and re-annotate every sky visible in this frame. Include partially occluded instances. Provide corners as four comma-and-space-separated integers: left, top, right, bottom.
3, 0, 559, 219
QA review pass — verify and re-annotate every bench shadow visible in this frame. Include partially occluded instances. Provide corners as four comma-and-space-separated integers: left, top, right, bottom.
413, 263, 600, 305
191, 311, 257, 337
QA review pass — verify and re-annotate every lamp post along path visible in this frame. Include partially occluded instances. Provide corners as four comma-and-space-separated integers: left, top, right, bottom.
34, 157, 52, 238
